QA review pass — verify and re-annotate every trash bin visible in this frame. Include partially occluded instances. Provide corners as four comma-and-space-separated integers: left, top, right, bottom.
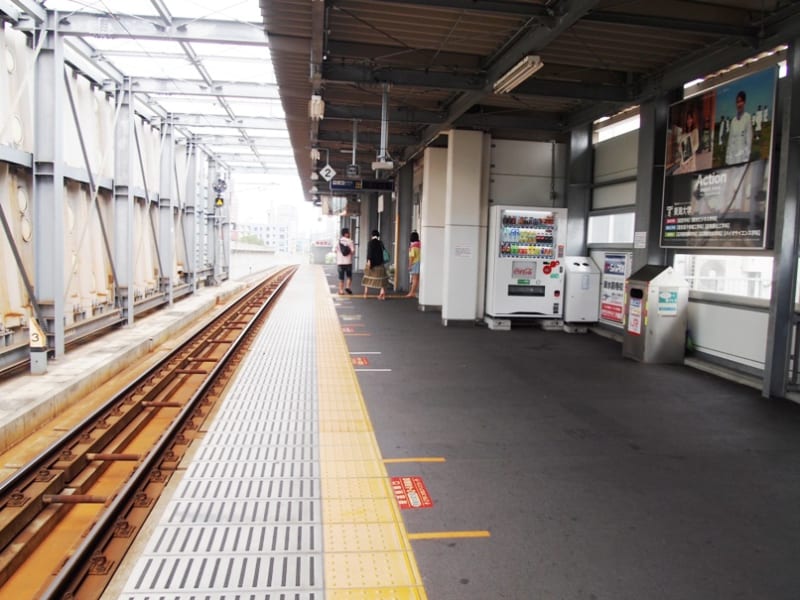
622, 265, 689, 363
564, 256, 600, 323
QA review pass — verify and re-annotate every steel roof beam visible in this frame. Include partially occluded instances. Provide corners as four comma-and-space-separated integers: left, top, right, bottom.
1, 0, 45, 24
17, 12, 267, 46
455, 112, 563, 131
327, 40, 483, 70
566, 8, 800, 130
129, 77, 280, 99
405, 0, 601, 161
325, 104, 444, 124
323, 63, 630, 102
361, 0, 753, 38
177, 135, 294, 147
322, 63, 486, 91
318, 131, 419, 146
161, 114, 291, 130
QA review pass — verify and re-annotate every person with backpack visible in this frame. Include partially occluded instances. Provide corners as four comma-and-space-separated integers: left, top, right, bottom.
335, 227, 354, 295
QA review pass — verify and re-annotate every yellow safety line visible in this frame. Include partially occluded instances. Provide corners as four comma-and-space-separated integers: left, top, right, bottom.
408, 531, 492, 540
315, 267, 428, 600
383, 457, 447, 464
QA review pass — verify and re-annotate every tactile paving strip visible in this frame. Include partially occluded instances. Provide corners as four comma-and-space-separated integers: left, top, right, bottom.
314, 270, 428, 599
117, 266, 427, 599
119, 267, 324, 599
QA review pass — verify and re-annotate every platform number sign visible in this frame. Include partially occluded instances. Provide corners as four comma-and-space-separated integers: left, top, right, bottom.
319, 164, 336, 182
29, 318, 46, 349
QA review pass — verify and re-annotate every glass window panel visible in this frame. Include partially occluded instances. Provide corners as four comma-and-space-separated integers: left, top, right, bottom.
588, 212, 635, 244
673, 254, 773, 299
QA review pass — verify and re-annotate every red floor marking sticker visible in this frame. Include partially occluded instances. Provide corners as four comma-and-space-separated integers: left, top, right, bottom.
352, 357, 370, 366
342, 326, 356, 333
391, 476, 433, 509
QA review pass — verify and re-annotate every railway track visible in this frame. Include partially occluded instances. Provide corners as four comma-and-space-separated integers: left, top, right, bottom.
0, 266, 297, 599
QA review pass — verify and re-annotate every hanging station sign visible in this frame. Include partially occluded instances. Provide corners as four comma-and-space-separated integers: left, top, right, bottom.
330, 179, 394, 193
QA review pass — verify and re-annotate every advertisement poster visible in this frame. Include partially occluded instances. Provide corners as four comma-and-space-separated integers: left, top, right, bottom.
661, 67, 777, 249
627, 297, 643, 335
600, 253, 630, 325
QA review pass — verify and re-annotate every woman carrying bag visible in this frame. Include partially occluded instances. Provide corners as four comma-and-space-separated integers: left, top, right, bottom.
362, 230, 390, 300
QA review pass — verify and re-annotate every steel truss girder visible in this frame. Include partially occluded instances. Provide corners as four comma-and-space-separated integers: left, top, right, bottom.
129, 77, 280, 100
406, 0, 601, 161
17, 12, 267, 46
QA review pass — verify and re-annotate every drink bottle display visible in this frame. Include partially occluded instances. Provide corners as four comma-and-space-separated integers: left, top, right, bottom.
486, 205, 568, 318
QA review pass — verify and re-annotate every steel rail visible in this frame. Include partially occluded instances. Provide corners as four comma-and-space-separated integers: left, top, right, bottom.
0, 266, 296, 598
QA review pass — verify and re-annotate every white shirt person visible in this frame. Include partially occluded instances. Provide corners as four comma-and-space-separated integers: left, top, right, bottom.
725, 91, 752, 165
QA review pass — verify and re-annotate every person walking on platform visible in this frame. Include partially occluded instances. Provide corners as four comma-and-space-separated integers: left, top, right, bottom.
405, 231, 421, 298
362, 230, 389, 300
335, 227, 354, 295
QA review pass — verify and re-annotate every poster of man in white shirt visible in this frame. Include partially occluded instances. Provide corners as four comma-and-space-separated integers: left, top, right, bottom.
662, 67, 777, 249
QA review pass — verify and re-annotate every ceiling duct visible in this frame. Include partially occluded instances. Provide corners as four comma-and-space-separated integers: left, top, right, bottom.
372, 84, 393, 172
352, 119, 358, 166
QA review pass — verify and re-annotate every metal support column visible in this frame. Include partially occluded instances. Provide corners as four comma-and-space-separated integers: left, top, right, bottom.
632, 96, 674, 271
114, 79, 136, 325
396, 162, 414, 293
220, 167, 231, 281
565, 124, 593, 255
764, 40, 800, 400
206, 158, 219, 284
158, 114, 175, 304
32, 15, 65, 360
183, 137, 198, 291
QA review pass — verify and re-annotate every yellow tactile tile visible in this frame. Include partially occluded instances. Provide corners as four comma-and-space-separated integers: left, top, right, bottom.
324, 551, 424, 588
321, 459, 389, 479
322, 497, 400, 524
319, 419, 374, 433
314, 267, 427, 599
325, 523, 411, 553
323, 477, 395, 500
327, 587, 426, 600
317, 440, 383, 462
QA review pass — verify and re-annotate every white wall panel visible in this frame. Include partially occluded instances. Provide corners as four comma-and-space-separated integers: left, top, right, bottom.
0, 164, 32, 330
687, 301, 768, 370
489, 139, 566, 207
420, 147, 447, 307
489, 174, 555, 206
491, 139, 560, 176
1, 28, 34, 152
594, 130, 638, 183
593, 181, 637, 209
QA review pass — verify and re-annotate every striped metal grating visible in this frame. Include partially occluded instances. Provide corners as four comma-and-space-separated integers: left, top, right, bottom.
119, 269, 324, 599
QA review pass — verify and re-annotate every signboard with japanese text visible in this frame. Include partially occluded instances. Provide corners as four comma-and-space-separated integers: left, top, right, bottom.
661, 67, 777, 249
330, 178, 394, 193
600, 252, 630, 326
390, 476, 433, 509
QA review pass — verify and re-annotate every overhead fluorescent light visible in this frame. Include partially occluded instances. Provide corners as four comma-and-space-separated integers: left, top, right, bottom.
308, 94, 325, 120
310, 147, 320, 161
493, 55, 543, 94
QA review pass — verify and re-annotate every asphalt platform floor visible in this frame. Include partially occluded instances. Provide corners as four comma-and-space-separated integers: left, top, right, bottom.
327, 266, 800, 600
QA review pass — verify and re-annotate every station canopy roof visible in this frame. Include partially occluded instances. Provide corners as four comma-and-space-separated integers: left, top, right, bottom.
259, 0, 800, 201
12, 2, 800, 207
23, 0, 298, 190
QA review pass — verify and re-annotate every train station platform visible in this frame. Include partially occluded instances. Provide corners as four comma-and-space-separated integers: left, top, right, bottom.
0, 277, 249, 462
1, 264, 800, 599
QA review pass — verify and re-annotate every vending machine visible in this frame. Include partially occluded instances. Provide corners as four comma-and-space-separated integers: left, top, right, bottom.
485, 205, 568, 319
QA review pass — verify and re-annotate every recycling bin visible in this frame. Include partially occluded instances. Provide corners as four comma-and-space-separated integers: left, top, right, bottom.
564, 256, 601, 323
622, 265, 689, 363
